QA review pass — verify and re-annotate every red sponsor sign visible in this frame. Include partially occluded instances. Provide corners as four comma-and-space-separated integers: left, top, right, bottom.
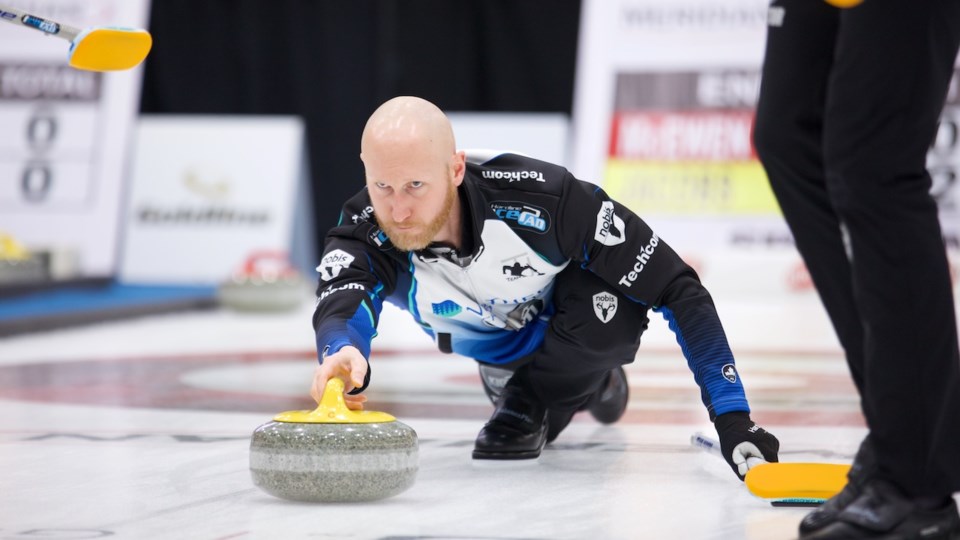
609, 110, 758, 161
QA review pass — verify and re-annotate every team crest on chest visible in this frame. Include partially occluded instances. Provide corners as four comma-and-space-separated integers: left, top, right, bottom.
592, 291, 618, 323
501, 254, 545, 281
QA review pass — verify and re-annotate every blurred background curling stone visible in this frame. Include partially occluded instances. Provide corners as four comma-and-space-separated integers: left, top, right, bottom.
217, 251, 306, 312
249, 378, 419, 502
0, 233, 47, 285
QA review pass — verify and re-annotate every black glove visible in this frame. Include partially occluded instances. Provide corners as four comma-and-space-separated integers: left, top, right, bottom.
714, 411, 779, 481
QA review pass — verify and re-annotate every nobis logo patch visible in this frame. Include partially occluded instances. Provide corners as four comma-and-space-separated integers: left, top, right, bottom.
721, 364, 738, 383
595, 201, 626, 246
592, 291, 618, 324
317, 249, 354, 281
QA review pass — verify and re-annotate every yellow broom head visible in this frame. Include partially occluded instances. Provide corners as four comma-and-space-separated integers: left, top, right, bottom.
68, 27, 152, 72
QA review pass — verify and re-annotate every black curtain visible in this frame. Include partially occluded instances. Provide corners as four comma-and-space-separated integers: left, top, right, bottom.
140, 0, 582, 255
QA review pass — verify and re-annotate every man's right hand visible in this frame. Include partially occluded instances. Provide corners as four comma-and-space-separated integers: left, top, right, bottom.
310, 345, 369, 410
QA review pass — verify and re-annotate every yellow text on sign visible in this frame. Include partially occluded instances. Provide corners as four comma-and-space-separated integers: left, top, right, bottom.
603, 160, 782, 216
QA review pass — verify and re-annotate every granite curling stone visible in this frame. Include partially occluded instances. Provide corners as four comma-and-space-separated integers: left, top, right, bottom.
218, 251, 306, 312
250, 378, 418, 502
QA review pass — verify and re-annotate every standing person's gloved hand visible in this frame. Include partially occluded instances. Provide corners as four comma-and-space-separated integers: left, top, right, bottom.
714, 411, 780, 480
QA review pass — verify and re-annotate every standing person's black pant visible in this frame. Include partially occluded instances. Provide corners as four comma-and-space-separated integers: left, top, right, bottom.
754, 0, 960, 498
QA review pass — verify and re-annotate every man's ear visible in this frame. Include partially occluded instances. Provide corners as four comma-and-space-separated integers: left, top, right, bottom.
452, 150, 466, 186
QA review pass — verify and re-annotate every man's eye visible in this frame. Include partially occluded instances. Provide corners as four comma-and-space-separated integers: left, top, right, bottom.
409, 181, 423, 189
375, 183, 390, 190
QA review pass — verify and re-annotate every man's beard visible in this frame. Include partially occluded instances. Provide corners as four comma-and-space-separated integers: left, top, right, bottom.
377, 182, 457, 251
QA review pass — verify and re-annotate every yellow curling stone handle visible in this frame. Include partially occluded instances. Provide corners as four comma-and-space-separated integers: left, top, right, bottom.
273, 377, 395, 424
0, 233, 30, 260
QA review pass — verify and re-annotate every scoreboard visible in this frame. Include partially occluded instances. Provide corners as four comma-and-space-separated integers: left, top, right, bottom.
0, 64, 101, 208
0, 0, 149, 280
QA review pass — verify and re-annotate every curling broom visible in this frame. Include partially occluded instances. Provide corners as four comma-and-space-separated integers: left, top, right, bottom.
0, 3, 152, 71
691, 432, 851, 507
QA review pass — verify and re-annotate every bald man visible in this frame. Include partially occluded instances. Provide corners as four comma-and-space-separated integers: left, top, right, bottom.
311, 96, 779, 476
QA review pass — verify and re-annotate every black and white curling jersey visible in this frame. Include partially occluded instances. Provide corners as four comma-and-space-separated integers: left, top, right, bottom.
313, 152, 750, 418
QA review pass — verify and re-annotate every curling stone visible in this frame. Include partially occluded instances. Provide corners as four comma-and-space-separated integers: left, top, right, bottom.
217, 251, 306, 312
0, 232, 46, 284
249, 378, 418, 502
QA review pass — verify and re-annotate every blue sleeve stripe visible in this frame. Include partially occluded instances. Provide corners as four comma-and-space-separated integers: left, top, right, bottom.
360, 301, 378, 340
315, 279, 385, 363
345, 306, 376, 358
405, 254, 422, 321
316, 304, 377, 362
657, 305, 749, 417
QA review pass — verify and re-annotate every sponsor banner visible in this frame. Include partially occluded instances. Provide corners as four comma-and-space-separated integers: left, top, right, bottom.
612, 71, 761, 110
571, 0, 769, 184
572, 0, 777, 298
574, 0, 959, 302
604, 159, 777, 215
610, 111, 757, 161
119, 116, 311, 284
0, 0, 150, 279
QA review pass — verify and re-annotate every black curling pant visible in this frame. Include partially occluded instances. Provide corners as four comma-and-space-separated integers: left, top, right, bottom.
753, 0, 960, 497
488, 263, 649, 413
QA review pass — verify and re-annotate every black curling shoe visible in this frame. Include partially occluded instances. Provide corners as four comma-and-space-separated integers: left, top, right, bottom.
799, 479, 960, 540
800, 436, 877, 534
585, 366, 629, 424
473, 386, 548, 460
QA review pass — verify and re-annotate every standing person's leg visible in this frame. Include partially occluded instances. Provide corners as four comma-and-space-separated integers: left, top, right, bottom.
822, 0, 960, 503
754, 3, 879, 534
472, 264, 646, 459
753, 0, 869, 392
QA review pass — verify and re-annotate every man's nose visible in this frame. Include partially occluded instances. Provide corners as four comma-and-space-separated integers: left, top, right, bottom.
391, 194, 412, 222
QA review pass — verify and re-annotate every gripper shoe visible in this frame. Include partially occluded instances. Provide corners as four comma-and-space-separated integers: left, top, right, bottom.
473, 386, 548, 460
585, 366, 629, 424
800, 479, 960, 540
800, 435, 877, 534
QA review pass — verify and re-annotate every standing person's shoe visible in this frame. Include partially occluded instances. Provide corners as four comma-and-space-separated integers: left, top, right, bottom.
800, 435, 877, 534
584, 366, 629, 424
473, 385, 548, 460
799, 479, 960, 539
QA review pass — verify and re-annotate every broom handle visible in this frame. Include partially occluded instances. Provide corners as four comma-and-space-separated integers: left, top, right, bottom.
691, 432, 766, 468
0, 3, 81, 41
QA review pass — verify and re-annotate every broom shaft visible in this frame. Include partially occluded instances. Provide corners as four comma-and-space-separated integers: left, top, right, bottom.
0, 3, 81, 41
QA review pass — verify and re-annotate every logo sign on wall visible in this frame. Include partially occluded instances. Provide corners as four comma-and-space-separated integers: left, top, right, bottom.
0, 0, 150, 279
571, 0, 959, 296
119, 116, 311, 284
